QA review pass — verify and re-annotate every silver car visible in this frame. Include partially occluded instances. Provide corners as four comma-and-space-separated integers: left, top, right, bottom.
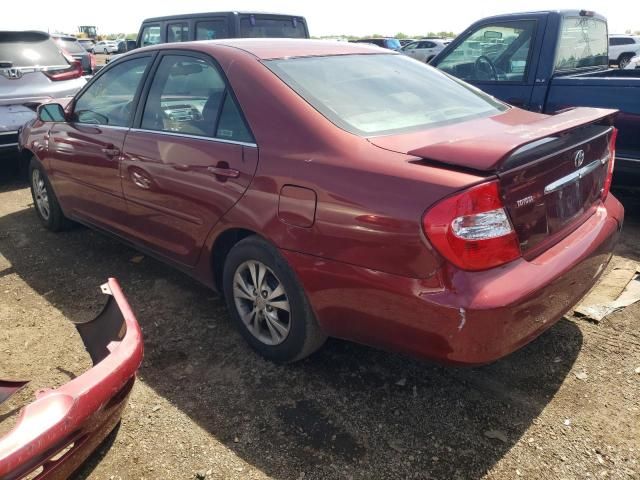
0, 31, 86, 160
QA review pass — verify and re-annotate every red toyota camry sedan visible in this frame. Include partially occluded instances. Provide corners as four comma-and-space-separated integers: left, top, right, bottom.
19, 39, 623, 365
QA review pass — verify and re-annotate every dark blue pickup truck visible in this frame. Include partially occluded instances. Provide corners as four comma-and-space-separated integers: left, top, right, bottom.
431, 9, 640, 182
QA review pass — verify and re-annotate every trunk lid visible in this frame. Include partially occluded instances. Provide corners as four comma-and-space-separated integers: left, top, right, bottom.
369, 107, 618, 257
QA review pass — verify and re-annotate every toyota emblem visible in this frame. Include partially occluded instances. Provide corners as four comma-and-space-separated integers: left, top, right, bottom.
574, 149, 585, 168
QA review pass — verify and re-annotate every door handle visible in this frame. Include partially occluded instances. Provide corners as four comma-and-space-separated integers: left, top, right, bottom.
207, 166, 240, 178
101, 146, 120, 157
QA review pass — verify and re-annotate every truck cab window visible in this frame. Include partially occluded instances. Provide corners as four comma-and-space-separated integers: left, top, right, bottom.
437, 21, 536, 82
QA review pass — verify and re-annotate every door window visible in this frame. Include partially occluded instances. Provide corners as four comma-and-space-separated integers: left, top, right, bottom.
402, 42, 418, 51
74, 57, 150, 126
140, 25, 160, 47
167, 23, 189, 43
196, 20, 229, 40
437, 20, 536, 82
141, 55, 253, 142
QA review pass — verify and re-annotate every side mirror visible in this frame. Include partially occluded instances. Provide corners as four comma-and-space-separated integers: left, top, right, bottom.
38, 103, 66, 122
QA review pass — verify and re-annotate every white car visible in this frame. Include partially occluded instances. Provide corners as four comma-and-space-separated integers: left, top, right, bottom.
400, 39, 450, 63
608, 34, 640, 69
93, 40, 119, 54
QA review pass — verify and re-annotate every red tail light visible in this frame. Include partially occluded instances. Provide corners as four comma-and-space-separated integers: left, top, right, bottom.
601, 128, 617, 201
90, 53, 96, 72
422, 180, 521, 271
44, 60, 83, 81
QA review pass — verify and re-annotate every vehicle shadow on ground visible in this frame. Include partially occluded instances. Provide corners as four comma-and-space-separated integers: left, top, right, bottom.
0, 206, 587, 480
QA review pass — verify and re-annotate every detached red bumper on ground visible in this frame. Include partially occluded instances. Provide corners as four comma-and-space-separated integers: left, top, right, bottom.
0, 278, 143, 480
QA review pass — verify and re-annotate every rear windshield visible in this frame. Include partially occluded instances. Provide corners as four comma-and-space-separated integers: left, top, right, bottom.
555, 17, 608, 70
0, 32, 67, 67
54, 38, 85, 54
265, 54, 507, 136
239, 16, 307, 38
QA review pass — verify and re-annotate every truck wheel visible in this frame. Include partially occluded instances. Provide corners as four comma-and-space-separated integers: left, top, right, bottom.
618, 53, 634, 69
222, 235, 327, 363
29, 157, 72, 231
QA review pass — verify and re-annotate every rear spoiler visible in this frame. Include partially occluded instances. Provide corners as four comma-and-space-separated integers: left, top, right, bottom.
407, 107, 618, 172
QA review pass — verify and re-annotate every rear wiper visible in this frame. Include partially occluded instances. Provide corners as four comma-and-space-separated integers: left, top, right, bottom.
0, 60, 13, 68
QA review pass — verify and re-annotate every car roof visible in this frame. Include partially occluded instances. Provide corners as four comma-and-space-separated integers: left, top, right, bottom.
142, 11, 305, 23
148, 38, 391, 60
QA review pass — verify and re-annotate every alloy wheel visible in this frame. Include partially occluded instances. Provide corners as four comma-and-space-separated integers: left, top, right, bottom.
32, 169, 50, 220
233, 260, 291, 346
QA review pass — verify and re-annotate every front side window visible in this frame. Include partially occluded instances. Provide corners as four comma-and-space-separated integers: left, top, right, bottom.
437, 20, 536, 82
266, 54, 507, 136
196, 20, 229, 40
167, 23, 189, 43
140, 25, 160, 47
141, 55, 253, 143
74, 57, 150, 126
555, 17, 608, 70
402, 42, 418, 51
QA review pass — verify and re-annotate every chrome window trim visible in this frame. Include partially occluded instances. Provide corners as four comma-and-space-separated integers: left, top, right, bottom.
0, 143, 19, 149
72, 123, 131, 131
0, 131, 18, 136
130, 128, 258, 148
544, 154, 608, 195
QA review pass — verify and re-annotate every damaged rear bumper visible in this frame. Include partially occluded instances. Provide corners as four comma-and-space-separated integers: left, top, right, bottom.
0, 278, 143, 480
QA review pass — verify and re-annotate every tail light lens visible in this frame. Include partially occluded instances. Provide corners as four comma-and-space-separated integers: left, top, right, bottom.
423, 181, 521, 271
90, 53, 96, 72
601, 128, 617, 201
44, 60, 83, 81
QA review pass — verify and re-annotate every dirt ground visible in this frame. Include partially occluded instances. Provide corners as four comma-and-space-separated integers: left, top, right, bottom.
0, 172, 638, 480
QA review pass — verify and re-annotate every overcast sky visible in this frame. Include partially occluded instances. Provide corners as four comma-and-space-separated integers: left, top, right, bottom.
1, 0, 638, 36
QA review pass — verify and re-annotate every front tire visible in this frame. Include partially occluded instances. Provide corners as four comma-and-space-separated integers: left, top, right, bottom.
222, 236, 327, 363
29, 158, 71, 231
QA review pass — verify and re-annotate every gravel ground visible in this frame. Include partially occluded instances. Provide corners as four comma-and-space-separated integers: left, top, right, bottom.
0, 173, 638, 480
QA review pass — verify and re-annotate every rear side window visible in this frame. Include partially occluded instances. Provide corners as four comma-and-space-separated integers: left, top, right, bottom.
0, 31, 67, 67
216, 94, 253, 143
610, 37, 635, 46
196, 20, 229, 40
141, 55, 252, 143
140, 25, 160, 47
555, 17, 608, 70
167, 23, 189, 43
74, 57, 150, 127
239, 15, 307, 38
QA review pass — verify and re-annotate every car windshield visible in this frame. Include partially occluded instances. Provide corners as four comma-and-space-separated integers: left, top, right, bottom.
0, 31, 68, 67
555, 17, 608, 70
265, 54, 507, 136
54, 38, 85, 54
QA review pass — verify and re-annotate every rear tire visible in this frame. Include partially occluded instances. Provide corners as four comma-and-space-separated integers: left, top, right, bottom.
222, 236, 327, 363
29, 157, 72, 232
618, 53, 633, 69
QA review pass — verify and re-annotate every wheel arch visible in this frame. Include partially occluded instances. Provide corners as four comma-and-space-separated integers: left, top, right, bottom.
210, 227, 259, 291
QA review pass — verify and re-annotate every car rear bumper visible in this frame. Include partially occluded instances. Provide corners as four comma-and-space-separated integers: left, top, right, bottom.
284, 194, 623, 365
0, 279, 143, 480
